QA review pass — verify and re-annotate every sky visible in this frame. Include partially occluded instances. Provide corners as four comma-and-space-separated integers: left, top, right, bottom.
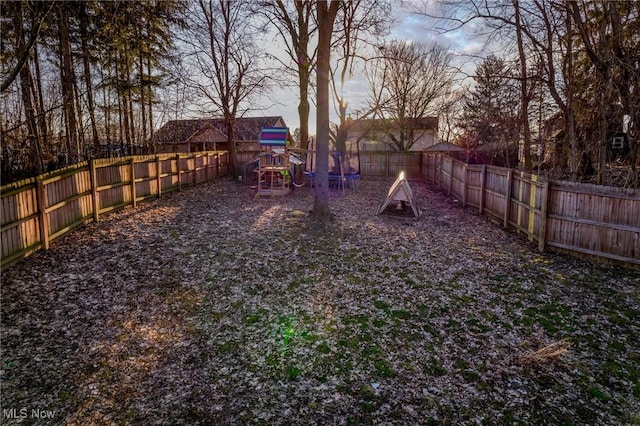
262, 1, 484, 136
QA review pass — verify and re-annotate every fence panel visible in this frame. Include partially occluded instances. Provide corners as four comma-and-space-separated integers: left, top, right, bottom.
450, 161, 466, 200
359, 151, 388, 176
546, 182, 639, 263
133, 157, 158, 201
1, 151, 227, 268
43, 164, 93, 242
421, 152, 639, 267
465, 165, 484, 208
0, 179, 40, 264
483, 166, 509, 223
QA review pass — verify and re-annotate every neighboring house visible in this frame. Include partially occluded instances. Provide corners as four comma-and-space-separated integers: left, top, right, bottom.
153, 116, 288, 153
541, 110, 631, 164
343, 117, 438, 151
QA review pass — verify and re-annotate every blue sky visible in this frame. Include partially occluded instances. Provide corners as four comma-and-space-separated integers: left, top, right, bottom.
261, 1, 487, 136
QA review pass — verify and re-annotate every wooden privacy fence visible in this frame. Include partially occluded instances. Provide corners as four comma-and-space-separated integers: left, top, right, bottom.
1, 151, 229, 267
423, 152, 640, 267
360, 151, 423, 178
238, 150, 424, 178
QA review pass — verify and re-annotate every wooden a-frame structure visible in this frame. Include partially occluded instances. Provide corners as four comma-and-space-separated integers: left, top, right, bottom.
377, 171, 421, 218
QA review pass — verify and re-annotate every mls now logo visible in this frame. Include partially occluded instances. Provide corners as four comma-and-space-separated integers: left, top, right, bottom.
2, 408, 27, 419
3, 407, 56, 419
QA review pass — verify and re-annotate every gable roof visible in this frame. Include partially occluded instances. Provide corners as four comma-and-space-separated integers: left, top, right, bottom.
153, 116, 286, 144
346, 117, 438, 135
226, 116, 285, 141
424, 141, 465, 152
153, 119, 227, 144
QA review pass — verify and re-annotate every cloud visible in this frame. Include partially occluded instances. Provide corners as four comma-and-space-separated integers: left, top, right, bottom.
254, 1, 485, 136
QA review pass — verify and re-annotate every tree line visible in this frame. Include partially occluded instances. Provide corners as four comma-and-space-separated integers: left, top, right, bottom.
1, 0, 638, 189
426, 0, 638, 186
1, 1, 187, 182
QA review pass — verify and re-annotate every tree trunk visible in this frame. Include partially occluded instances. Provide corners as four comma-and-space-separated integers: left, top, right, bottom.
118, 52, 131, 154
33, 42, 50, 161
79, 2, 100, 155
13, 2, 43, 174
225, 117, 240, 177
513, 0, 532, 170
565, 5, 578, 179
128, 72, 136, 152
298, 75, 310, 149
310, 0, 340, 225
140, 52, 147, 150
147, 55, 154, 151
58, 3, 79, 164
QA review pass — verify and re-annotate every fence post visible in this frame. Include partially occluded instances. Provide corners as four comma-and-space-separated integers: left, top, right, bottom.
176, 154, 182, 191
516, 172, 524, 235
90, 160, 99, 222
156, 155, 162, 198
193, 154, 197, 186
215, 153, 220, 178
479, 164, 486, 215
436, 153, 442, 188
462, 163, 468, 206
386, 151, 390, 177
130, 158, 137, 208
36, 177, 49, 250
504, 169, 513, 228
448, 158, 453, 195
538, 181, 550, 252
205, 152, 209, 181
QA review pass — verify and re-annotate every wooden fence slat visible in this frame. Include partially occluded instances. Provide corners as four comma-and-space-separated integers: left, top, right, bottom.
462, 164, 468, 207
36, 178, 49, 250
131, 158, 137, 208
156, 156, 162, 198
176, 154, 182, 191
539, 181, 550, 252
504, 169, 513, 228
421, 152, 638, 268
479, 165, 486, 214
193, 154, 197, 186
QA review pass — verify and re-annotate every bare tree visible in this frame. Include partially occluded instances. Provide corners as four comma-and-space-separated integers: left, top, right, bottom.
329, 0, 391, 153
0, 2, 52, 93
311, 0, 341, 225
57, 2, 80, 163
568, 0, 639, 186
255, 1, 316, 148
366, 40, 453, 151
183, 0, 269, 176
513, 0, 532, 169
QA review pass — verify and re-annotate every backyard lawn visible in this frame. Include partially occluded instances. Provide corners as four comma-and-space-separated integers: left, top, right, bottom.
1, 177, 639, 425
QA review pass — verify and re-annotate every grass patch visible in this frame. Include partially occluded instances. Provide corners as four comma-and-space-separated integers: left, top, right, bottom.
317, 342, 331, 354
374, 359, 394, 378
391, 309, 411, 320
588, 387, 610, 401
424, 357, 446, 377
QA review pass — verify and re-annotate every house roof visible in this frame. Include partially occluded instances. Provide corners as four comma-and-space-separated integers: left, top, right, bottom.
153, 119, 227, 144
424, 141, 465, 152
346, 117, 438, 135
227, 116, 285, 141
153, 116, 286, 144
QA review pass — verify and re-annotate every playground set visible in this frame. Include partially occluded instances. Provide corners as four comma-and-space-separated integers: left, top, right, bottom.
252, 127, 419, 218
253, 127, 296, 198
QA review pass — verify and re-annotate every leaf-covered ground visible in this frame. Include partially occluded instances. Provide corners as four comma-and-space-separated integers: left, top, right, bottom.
1, 178, 639, 425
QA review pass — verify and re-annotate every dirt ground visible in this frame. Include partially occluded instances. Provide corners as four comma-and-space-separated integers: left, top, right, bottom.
1, 177, 639, 425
